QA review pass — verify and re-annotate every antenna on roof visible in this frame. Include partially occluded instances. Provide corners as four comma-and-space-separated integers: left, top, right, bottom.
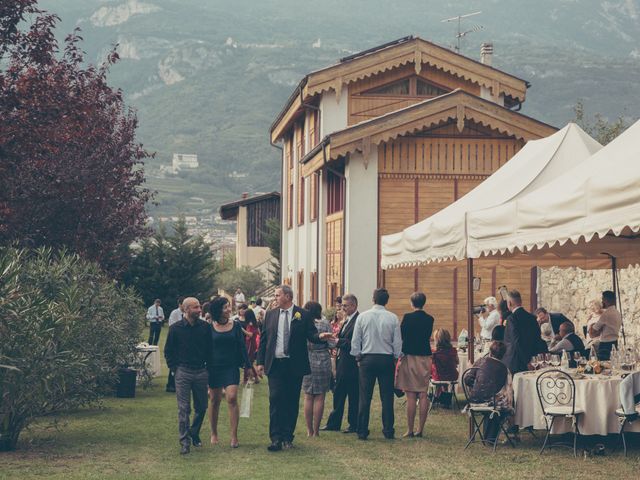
441, 11, 483, 54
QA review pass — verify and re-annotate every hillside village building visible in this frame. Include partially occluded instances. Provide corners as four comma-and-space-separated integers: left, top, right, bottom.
270, 36, 556, 334
172, 153, 199, 173
220, 192, 280, 286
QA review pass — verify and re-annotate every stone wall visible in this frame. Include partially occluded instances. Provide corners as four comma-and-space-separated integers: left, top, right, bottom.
538, 266, 640, 345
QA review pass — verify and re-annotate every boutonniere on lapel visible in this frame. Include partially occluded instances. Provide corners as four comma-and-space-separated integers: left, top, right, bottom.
293, 311, 302, 321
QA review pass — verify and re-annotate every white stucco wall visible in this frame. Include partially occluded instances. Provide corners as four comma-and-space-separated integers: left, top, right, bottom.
320, 87, 348, 137
344, 148, 379, 308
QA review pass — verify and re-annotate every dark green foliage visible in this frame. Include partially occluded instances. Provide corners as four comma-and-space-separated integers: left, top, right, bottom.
216, 267, 265, 298
0, 247, 144, 451
262, 217, 281, 287
122, 217, 217, 308
573, 100, 630, 145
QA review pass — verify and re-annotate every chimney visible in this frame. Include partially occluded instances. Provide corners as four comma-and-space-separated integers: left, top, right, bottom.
242, 192, 248, 199
480, 42, 493, 66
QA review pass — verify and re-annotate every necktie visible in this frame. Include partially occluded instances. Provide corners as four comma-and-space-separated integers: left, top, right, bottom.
155, 306, 159, 321
282, 309, 290, 356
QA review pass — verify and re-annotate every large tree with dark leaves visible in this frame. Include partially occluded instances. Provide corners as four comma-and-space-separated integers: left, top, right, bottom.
0, 1, 153, 272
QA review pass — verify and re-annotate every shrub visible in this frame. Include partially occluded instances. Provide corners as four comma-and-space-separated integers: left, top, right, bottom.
0, 248, 144, 451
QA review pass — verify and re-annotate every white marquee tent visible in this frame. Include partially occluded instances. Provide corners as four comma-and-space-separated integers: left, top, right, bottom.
381, 123, 602, 269
466, 119, 640, 260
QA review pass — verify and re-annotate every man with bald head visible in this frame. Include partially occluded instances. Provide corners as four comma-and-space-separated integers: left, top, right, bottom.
164, 297, 214, 454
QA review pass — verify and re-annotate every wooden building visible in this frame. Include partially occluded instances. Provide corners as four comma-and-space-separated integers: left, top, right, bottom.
220, 192, 280, 285
270, 36, 556, 335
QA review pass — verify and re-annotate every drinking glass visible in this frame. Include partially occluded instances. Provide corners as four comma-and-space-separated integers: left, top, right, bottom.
530, 356, 539, 370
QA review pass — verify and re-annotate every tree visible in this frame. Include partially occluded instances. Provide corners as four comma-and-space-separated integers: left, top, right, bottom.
0, 1, 153, 273
573, 100, 630, 145
216, 266, 265, 298
262, 217, 281, 286
123, 217, 217, 308
0, 247, 144, 451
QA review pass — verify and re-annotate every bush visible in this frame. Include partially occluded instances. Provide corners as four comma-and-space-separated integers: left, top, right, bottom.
0, 248, 144, 451
216, 266, 265, 298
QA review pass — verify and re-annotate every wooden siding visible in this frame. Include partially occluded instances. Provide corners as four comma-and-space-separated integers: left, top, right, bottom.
246, 197, 280, 247
348, 64, 481, 125
378, 126, 532, 336
326, 211, 344, 307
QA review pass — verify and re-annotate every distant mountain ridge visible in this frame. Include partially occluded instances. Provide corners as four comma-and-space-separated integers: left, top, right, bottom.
40, 0, 640, 216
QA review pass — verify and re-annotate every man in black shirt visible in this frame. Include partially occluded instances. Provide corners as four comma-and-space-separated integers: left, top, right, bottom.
164, 297, 213, 454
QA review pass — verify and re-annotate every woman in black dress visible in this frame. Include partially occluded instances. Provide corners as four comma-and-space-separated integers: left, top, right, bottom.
395, 292, 434, 438
208, 296, 250, 448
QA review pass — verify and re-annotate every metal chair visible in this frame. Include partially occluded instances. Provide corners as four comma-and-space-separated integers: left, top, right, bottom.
428, 380, 461, 413
614, 371, 640, 456
461, 367, 515, 452
535, 369, 583, 457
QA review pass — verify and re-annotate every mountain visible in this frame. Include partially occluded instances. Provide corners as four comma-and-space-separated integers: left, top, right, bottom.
39, 0, 640, 217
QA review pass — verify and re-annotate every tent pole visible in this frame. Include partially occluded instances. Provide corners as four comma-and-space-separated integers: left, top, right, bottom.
611, 255, 626, 345
467, 257, 474, 439
467, 258, 475, 364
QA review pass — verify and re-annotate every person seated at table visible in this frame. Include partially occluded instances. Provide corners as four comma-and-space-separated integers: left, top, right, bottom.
535, 307, 570, 339
548, 321, 585, 357
491, 325, 505, 342
464, 341, 514, 443
539, 321, 554, 347
430, 329, 458, 407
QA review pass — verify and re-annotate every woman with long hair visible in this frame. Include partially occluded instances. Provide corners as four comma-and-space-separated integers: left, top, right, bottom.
207, 296, 250, 448
302, 301, 336, 436
242, 308, 260, 384
430, 329, 459, 407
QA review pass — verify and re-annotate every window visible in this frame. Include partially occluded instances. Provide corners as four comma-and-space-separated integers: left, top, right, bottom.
310, 172, 319, 221
310, 271, 318, 302
297, 175, 305, 226
286, 136, 294, 229
297, 270, 304, 306
366, 78, 410, 95
327, 169, 345, 215
416, 79, 448, 97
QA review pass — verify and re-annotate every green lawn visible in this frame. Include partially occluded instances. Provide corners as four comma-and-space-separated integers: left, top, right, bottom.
2, 329, 640, 479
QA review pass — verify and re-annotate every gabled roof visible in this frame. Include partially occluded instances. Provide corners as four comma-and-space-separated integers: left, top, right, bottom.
219, 192, 280, 220
300, 90, 556, 177
271, 36, 530, 143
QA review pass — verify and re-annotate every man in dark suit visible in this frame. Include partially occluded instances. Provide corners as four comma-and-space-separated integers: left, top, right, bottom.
256, 285, 334, 452
535, 307, 570, 337
503, 290, 547, 374
323, 293, 359, 433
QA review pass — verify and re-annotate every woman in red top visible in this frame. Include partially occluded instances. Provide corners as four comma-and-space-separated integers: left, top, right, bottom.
431, 329, 459, 405
242, 309, 260, 384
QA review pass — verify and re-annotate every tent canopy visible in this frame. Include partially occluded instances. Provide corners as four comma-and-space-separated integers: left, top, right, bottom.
467, 120, 640, 261
381, 123, 602, 269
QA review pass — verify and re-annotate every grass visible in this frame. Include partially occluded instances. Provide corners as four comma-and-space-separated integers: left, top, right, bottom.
2, 329, 640, 479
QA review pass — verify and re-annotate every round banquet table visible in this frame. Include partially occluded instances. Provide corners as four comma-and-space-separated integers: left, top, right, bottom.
513, 370, 640, 436
136, 344, 161, 377
456, 350, 474, 393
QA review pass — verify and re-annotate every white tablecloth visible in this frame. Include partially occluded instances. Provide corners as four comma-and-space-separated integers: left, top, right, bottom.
136, 344, 161, 377
513, 370, 640, 435
456, 351, 474, 393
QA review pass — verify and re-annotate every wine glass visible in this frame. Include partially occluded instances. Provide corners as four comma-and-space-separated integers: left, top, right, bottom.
573, 352, 582, 367
550, 354, 561, 367
530, 355, 539, 371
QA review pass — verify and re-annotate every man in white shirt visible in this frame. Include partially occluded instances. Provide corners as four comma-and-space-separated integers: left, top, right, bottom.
252, 298, 266, 326
166, 297, 184, 392
146, 298, 165, 345
233, 289, 245, 310
589, 290, 622, 360
351, 288, 402, 440
479, 296, 500, 342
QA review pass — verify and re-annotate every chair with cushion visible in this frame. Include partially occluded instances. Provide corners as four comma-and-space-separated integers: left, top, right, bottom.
461, 367, 516, 452
535, 369, 583, 457
428, 380, 460, 413
615, 371, 640, 456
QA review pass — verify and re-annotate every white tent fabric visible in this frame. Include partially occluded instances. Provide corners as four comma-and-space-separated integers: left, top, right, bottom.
380, 123, 602, 269
467, 119, 640, 257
